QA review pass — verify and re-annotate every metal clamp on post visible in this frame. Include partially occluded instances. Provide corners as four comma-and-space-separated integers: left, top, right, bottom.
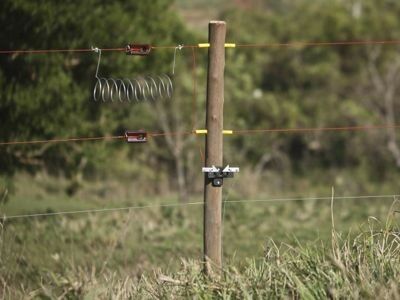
125, 130, 147, 143
125, 44, 152, 56
202, 165, 240, 187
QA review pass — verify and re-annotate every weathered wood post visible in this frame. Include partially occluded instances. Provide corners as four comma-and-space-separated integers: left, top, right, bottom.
203, 20, 226, 274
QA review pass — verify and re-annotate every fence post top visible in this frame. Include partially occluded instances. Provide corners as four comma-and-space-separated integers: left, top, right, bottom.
209, 20, 226, 25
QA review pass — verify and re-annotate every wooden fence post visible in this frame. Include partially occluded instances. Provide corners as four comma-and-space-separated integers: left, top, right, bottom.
203, 20, 226, 274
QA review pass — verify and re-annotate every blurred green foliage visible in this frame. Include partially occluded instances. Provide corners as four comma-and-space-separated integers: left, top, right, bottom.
222, 0, 400, 182
0, 0, 193, 179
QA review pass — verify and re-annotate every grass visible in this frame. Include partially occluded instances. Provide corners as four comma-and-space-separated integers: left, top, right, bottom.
0, 173, 399, 298
2, 208, 399, 298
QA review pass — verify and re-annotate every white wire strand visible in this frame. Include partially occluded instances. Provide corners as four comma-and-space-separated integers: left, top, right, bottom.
225, 194, 400, 204
0, 194, 398, 220
0, 202, 203, 220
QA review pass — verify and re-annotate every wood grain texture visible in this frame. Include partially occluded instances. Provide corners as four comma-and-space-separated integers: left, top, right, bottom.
203, 20, 226, 274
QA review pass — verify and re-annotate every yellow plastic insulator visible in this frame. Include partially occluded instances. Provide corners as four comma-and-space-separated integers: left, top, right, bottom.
223, 130, 233, 135
195, 129, 208, 134
197, 43, 236, 48
194, 129, 233, 135
198, 43, 210, 48
224, 43, 236, 48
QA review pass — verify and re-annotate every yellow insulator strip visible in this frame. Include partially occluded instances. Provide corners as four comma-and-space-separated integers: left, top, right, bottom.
197, 43, 236, 48
224, 43, 236, 48
198, 43, 210, 48
194, 129, 233, 135
195, 129, 208, 134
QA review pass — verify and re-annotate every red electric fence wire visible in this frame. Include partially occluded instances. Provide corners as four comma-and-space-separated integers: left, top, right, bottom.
1, 124, 400, 146
196, 136, 205, 165
148, 131, 193, 138
235, 39, 400, 48
0, 45, 199, 55
3, 39, 400, 55
0, 135, 125, 146
0, 47, 125, 55
0, 131, 193, 146
191, 47, 198, 130
232, 124, 400, 135
152, 45, 198, 50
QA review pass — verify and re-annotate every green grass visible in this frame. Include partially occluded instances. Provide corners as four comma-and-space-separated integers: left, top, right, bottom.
2, 209, 399, 298
1, 173, 399, 298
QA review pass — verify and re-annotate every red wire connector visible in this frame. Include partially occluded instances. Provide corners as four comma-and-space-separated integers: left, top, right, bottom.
125, 44, 152, 56
125, 130, 147, 143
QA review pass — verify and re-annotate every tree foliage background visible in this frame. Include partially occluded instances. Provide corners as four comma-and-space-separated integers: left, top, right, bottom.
221, 0, 400, 191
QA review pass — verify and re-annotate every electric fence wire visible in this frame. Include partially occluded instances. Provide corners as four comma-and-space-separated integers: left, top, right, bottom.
0, 47, 126, 55
235, 39, 400, 48
191, 47, 198, 130
0, 135, 126, 146
0, 130, 195, 146
232, 124, 400, 135
1, 194, 398, 220
3, 39, 400, 55
2, 124, 400, 146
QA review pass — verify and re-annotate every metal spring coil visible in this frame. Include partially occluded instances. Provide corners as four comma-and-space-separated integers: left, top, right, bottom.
93, 74, 173, 103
